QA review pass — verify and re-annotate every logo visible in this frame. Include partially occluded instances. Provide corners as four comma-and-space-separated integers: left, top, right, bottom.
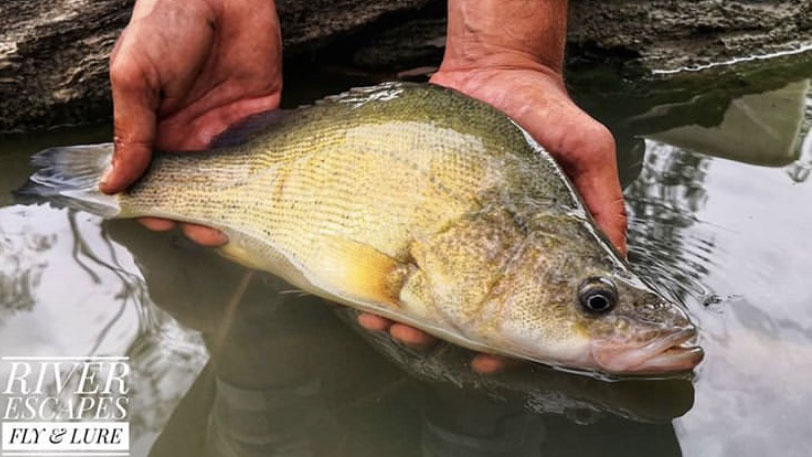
1, 356, 131, 457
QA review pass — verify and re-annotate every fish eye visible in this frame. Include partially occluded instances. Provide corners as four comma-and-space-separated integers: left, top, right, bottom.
577, 277, 618, 314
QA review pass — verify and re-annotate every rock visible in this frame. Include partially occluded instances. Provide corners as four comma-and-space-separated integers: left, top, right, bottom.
0, 0, 810, 133
351, 0, 812, 73
276, 0, 431, 51
0, 0, 433, 133
567, 0, 812, 72
0, 0, 132, 134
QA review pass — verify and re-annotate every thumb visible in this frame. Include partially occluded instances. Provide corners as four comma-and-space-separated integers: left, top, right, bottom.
101, 42, 159, 194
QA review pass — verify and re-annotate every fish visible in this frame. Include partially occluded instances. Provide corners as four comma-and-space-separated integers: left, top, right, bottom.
16, 82, 703, 377
334, 307, 695, 420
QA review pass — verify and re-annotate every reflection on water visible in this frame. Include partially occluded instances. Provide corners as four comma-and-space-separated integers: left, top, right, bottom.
102, 221, 688, 457
787, 87, 812, 183
649, 80, 808, 167
1, 53, 812, 456
624, 145, 714, 304
0, 220, 53, 316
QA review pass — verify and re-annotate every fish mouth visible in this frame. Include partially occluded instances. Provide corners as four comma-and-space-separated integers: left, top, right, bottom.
590, 327, 704, 375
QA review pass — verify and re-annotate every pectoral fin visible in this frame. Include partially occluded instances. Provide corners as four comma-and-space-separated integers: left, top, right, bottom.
309, 237, 407, 308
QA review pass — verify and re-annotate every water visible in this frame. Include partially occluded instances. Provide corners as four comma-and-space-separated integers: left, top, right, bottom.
0, 54, 811, 456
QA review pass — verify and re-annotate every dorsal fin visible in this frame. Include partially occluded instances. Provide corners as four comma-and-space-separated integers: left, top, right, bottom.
314, 81, 414, 108
209, 109, 290, 148
209, 82, 419, 149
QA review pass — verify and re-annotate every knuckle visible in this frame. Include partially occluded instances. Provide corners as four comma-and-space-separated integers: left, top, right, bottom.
584, 122, 616, 156
616, 204, 629, 228
561, 116, 618, 170
110, 61, 147, 91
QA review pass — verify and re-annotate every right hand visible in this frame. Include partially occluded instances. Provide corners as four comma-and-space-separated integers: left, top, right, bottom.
103, 0, 283, 245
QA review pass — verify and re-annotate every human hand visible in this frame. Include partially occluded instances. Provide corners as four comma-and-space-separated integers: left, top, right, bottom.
103, 0, 283, 245
430, 63, 628, 253
356, 313, 514, 374
429, 0, 627, 253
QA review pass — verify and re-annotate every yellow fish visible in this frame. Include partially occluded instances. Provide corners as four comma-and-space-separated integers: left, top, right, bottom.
18, 82, 703, 377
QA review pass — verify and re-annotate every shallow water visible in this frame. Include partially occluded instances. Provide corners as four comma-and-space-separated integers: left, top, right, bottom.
0, 54, 811, 456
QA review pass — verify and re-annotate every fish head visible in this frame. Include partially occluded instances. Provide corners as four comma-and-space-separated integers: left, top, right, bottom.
410, 209, 703, 377
479, 215, 703, 377
575, 274, 703, 376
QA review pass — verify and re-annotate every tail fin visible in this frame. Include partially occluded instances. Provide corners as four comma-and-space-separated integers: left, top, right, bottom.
14, 143, 121, 218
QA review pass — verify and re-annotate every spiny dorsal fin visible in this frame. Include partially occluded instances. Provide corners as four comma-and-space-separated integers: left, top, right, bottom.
209, 82, 419, 148
313, 81, 416, 108
209, 109, 291, 149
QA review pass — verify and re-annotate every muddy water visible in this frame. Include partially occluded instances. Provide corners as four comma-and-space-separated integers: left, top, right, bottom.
0, 54, 810, 456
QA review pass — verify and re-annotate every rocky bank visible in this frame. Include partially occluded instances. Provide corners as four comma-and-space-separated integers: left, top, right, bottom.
0, 0, 810, 133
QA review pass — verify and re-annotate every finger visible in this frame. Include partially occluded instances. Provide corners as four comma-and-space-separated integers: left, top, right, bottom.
470, 354, 518, 374
138, 217, 176, 231
389, 323, 437, 349
103, 33, 159, 194
572, 169, 628, 255
588, 190, 628, 255
357, 313, 394, 331
181, 223, 229, 246
565, 123, 628, 255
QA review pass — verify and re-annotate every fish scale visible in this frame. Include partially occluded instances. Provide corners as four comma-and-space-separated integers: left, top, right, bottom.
18, 81, 703, 377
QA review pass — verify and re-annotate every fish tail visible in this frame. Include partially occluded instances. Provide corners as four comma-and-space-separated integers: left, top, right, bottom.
14, 143, 120, 218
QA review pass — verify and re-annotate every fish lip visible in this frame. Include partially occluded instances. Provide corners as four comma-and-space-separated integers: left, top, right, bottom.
632, 345, 704, 374
590, 327, 704, 374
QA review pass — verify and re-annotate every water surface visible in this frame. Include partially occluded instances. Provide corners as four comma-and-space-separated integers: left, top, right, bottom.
0, 54, 811, 456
